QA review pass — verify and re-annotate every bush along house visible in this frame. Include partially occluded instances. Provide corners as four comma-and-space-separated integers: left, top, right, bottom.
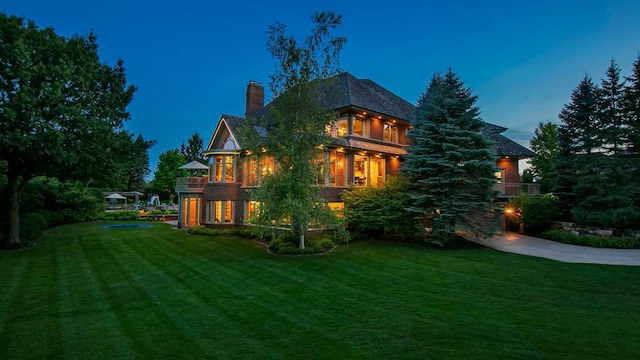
176, 72, 536, 228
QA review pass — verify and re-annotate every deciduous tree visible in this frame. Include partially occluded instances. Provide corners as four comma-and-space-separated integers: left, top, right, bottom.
0, 13, 136, 247
238, 11, 347, 249
147, 150, 188, 202
528, 122, 559, 193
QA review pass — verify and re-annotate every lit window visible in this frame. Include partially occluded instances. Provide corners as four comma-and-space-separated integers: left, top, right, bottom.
214, 155, 235, 182
384, 124, 398, 143
207, 200, 234, 224
353, 118, 368, 137
328, 118, 348, 137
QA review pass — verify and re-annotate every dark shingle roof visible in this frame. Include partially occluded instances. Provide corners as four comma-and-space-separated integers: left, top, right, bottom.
331, 73, 416, 121
218, 73, 535, 158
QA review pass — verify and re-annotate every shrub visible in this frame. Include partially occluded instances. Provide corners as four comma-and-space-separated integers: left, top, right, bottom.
20, 212, 48, 243
540, 230, 639, 249
508, 194, 559, 234
571, 208, 603, 227
186, 226, 222, 236
598, 207, 640, 234
97, 211, 139, 221
36, 210, 66, 228
268, 233, 335, 254
342, 176, 415, 238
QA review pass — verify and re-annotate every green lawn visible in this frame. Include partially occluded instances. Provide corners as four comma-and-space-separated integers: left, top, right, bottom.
1, 222, 639, 359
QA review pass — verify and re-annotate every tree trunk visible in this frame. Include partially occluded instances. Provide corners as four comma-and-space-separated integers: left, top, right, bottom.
4, 170, 26, 248
298, 225, 305, 249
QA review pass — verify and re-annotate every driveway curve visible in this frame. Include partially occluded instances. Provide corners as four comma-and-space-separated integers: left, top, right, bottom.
474, 232, 640, 266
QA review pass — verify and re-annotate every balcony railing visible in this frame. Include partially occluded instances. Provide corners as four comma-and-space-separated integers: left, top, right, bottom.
175, 177, 204, 189
493, 182, 541, 196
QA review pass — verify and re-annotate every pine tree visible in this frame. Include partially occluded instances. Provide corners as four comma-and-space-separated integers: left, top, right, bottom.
599, 59, 627, 154
624, 54, 640, 153
403, 69, 498, 242
558, 75, 601, 155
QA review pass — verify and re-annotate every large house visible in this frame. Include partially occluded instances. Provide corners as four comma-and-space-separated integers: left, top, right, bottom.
176, 72, 536, 228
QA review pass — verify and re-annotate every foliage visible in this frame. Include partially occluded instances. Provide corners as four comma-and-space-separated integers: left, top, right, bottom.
237, 11, 347, 249
599, 59, 627, 154
571, 207, 640, 234
18, 212, 48, 244
528, 121, 559, 193
507, 194, 559, 234
147, 150, 188, 202
557, 75, 601, 155
554, 56, 640, 227
96, 211, 139, 221
625, 55, 640, 152
0, 13, 138, 247
178, 132, 206, 164
540, 229, 639, 249
342, 176, 415, 238
403, 68, 499, 242
268, 233, 335, 254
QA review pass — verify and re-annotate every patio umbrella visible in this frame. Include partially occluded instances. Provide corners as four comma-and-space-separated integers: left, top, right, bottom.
105, 193, 126, 200
179, 160, 209, 176
178, 161, 209, 170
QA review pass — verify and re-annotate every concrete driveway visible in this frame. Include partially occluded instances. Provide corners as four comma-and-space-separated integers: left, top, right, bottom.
473, 232, 640, 266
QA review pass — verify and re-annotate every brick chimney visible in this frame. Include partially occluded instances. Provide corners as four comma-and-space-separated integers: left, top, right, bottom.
245, 81, 264, 118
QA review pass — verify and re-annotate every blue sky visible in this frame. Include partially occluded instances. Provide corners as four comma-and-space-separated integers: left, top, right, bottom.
5, 0, 640, 176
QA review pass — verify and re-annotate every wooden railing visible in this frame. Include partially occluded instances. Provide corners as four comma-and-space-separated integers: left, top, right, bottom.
175, 177, 204, 189
493, 182, 541, 196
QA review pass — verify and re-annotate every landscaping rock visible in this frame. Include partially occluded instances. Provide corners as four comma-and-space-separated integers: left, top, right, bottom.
571, 230, 580, 236
596, 229, 613, 236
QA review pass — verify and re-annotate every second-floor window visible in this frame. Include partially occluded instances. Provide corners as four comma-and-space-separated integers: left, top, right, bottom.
353, 118, 369, 137
329, 118, 348, 137
213, 155, 234, 182
384, 124, 398, 143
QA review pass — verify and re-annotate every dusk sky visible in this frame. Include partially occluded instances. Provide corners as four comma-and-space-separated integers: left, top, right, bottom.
5, 0, 640, 176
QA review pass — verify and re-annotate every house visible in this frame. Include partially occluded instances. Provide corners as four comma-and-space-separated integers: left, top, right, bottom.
176, 72, 536, 228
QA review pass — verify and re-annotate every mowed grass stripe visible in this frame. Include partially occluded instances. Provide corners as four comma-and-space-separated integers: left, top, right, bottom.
116, 233, 277, 358
124, 232, 347, 358
83, 230, 215, 358
2, 221, 640, 359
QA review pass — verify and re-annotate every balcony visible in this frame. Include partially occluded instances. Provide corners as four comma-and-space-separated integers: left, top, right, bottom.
175, 177, 204, 193
493, 182, 541, 197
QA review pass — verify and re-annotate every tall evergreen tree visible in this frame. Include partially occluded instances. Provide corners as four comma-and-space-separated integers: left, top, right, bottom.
178, 132, 206, 163
558, 75, 601, 155
528, 121, 559, 193
599, 59, 627, 154
403, 69, 498, 242
624, 54, 640, 153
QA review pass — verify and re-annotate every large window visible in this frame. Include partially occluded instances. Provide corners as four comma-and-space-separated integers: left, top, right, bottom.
242, 155, 274, 187
243, 156, 258, 186
354, 155, 385, 186
330, 151, 346, 186
352, 118, 368, 137
206, 200, 234, 224
182, 196, 201, 228
384, 124, 398, 143
245, 201, 260, 221
212, 155, 235, 182
328, 118, 348, 137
